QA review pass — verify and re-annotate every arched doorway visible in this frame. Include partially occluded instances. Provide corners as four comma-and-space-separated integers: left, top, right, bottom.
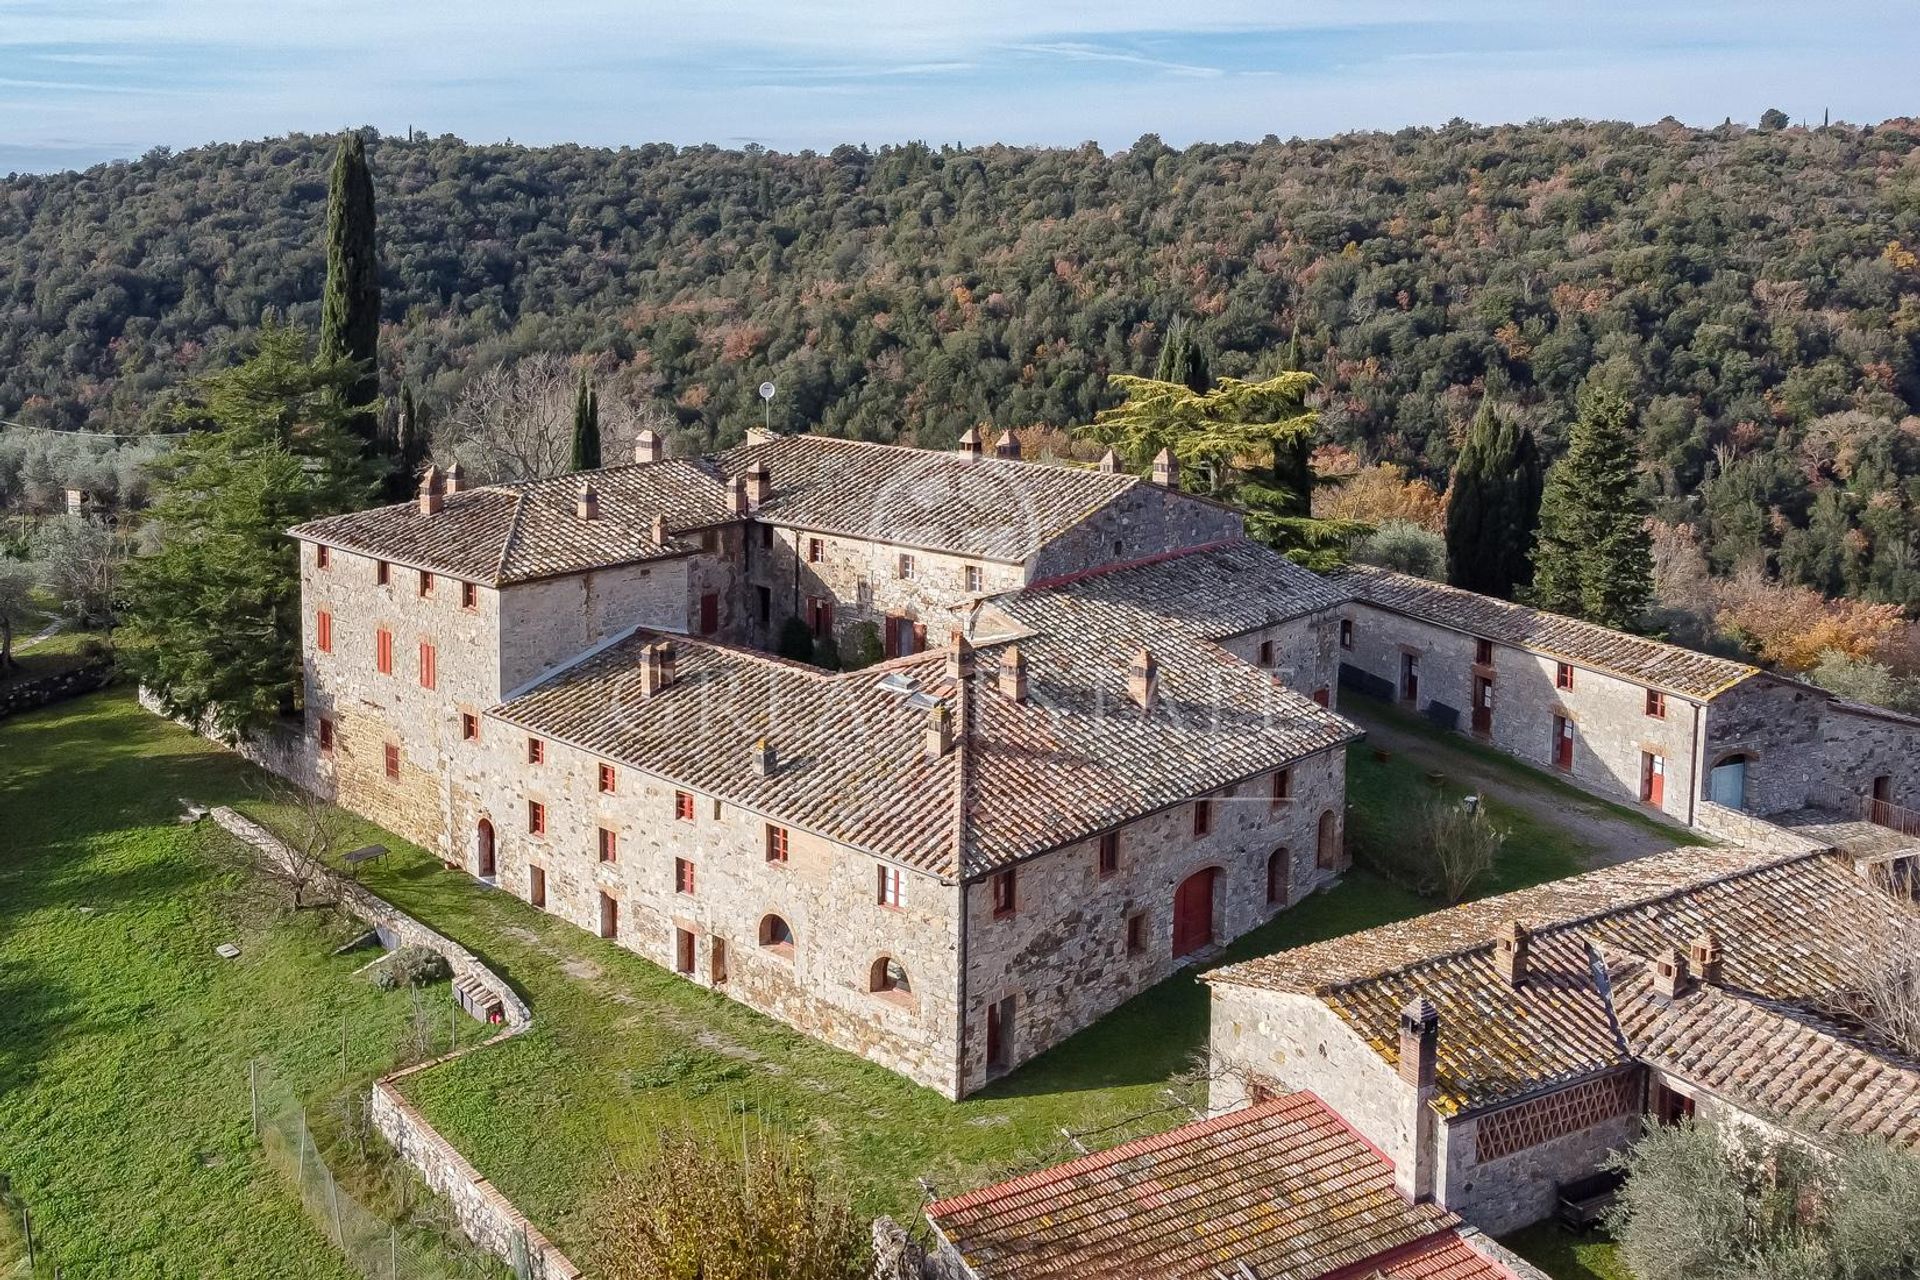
1172, 868, 1218, 957
476, 819, 496, 878
1708, 755, 1749, 811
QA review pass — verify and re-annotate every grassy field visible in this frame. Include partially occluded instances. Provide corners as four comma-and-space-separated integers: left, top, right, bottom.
1503, 1224, 1631, 1280
0, 691, 492, 1278
5, 689, 1625, 1276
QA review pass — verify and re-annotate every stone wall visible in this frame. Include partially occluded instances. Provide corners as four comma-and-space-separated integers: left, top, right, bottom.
961, 748, 1346, 1093
1216, 613, 1341, 707
1025, 484, 1244, 581
1701, 675, 1827, 817
1694, 801, 1830, 854
0, 656, 113, 720
1815, 701, 1920, 815
1341, 602, 1705, 823
1437, 1073, 1644, 1236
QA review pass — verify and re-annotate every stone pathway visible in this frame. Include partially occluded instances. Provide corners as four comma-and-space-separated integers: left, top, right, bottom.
16, 616, 63, 651
1343, 700, 1694, 868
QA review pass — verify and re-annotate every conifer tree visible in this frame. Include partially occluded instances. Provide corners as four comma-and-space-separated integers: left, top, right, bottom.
571, 373, 602, 471
320, 131, 382, 439
1530, 385, 1652, 630
1445, 395, 1542, 599
1154, 317, 1212, 394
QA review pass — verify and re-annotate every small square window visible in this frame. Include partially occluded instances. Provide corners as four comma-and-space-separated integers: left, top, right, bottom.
318, 717, 335, 752
1475, 637, 1494, 665
807, 537, 824, 564
765, 824, 790, 863
376, 560, 390, 586
1645, 689, 1667, 719
965, 565, 982, 593
460, 712, 479, 741
598, 827, 617, 863
383, 743, 400, 779
1272, 768, 1292, 805
527, 737, 545, 765
760, 524, 774, 549
991, 869, 1016, 917
461, 581, 478, 611
878, 864, 904, 908
897, 553, 916, 581
1097, 830, 1119, 877
1339, 618, 1353, 650
315, 544, 331, 570
1192, 798, 1212, 837
527, 800, 546, 836
1258, 639, 1274, 666
674, 790, 695, 822
674, 857, 696, 895
599, 763, 617, 794
1556, 662, 1575, 691
1126, 911, 1146, 954
418, 570, 434, 598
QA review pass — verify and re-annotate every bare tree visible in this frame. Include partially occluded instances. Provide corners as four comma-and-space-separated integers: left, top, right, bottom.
436, 353, 677, 483
258, 783, 353, 908
1844, 899, 1920, 1058
34, 515, 126, 631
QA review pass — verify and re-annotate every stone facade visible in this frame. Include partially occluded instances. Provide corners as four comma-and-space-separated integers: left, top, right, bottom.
1434, 1076, 1643, 1235
1024, 484, 1244, 581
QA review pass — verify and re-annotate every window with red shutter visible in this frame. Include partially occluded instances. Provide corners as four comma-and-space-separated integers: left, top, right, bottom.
674, 858, 696, 894
598, 763, 616, 793
765, 824, 789, 863
316, 610, 332, 654
674, 791, 695, 822
878, 864, 904, 908
418, 641, 436, 690
418, 570, 434, 598
460, 712, 479, 741
376, 560, 390, 586
527, 737, 544, 764
598, 827, 617, 863
375, 627, 393, 675
461, 581, 478, 610
383, 743, 400, 779
527, 800, 546, 836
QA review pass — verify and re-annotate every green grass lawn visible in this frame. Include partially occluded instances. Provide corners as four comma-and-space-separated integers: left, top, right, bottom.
0, 620, 105, 695
5, 690, 1624, 1275
0, 692, 493, 1278
1502, 1224, 1631, 1280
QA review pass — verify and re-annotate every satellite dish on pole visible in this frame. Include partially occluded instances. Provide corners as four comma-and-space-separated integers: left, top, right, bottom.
758, 381, 777, 434
758, 381, 777, 402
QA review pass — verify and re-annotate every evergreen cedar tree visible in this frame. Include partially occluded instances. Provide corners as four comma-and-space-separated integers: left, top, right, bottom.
1445, 396, 1543, 600
319, 133, 381, 437
571, 373, 602, 471
1530, 385, 1653, 632
120, 322, 380, 739
9, 122, 1920, 606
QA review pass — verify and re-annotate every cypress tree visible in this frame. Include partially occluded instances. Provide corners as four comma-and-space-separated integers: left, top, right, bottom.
1446, 396, 1542, 599
320, 132, 382, 441
1154, 317, 1213, 393
571, 373, 602, 471
1531, 385, 1652, 630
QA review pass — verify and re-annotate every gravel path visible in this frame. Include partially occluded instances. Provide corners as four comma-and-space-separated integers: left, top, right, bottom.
1344, 700, 1697, 868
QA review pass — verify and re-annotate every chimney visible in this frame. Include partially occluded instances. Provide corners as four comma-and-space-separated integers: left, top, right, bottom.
1128, 647, 1159, 712
746, 461, 772, 504
1395, 997, 1440, 1204
1652, 947, 1692, 1000
651, 514, 669, 547
443, 462, 463, 495
999, 645, 1028, 703
925, 702, 955, 758
577, 481, 600, 521
1494, 920, 1530, 988
751, 737, 776, 777
635, 428, 664, 464
638, 639, 676, 696
1691, 932, 1723, 984
728, 475, 749, 516
957, 426, 984, 461
417, 464, 445, 515
1097, 448, 1121, 474
993, 430, 1022, 460
946, 632, 975, 682
1151, 448, 1179, 488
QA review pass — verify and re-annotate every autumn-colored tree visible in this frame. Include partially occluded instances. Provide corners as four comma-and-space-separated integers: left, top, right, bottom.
1714, 571, 1904, 671
1314, 462, 1444, 531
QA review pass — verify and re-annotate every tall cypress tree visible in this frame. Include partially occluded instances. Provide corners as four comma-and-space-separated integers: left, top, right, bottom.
1154, 317, 1213, 393
320, 132, 381, 442
1531, 385, 1652, 630
571, 373, 602, 471
1446, 396, 1543, 599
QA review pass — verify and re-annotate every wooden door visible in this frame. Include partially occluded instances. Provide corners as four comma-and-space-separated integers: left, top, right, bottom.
1172, 869, 1217, 957
1400, 653, 1419, 703
599, 892, 618, 939
675, 928, 696, 975
699, 592, 719, 635
711, 937, 728, 986
1871, 774, 1892, 826
1553, 716, 1574, 770
476, 819, 496, 878
986, 996, 1014, 1073
1472, 676, 1493, 734
1643, 753, 1665, 807
528, 864, 546, 908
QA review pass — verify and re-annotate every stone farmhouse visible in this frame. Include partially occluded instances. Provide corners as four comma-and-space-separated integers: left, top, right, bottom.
285, 430, 1359, 1098
1206, 844, 1920, 1236
924, 1090, 1546, 1280
1333, 565, 1920, 832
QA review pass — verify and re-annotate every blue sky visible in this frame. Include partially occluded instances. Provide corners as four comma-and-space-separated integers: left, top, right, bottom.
2, 2, 1916, 173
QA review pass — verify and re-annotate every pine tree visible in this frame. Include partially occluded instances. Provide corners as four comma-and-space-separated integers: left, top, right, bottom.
1154, 317, 1212, 394
320, 131, 382, 440
121, 321, 379, 739
571, 373, 602, 471
1445, 395, 1543, 599
1530, 386, 1652, 630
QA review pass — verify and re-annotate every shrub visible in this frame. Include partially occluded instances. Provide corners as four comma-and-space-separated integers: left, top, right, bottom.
775, 617, 815, 665
369, 944, 450, 991
1355, 796, 1504, 903
1353, 519, 1446, 579
813, 632, 843, 671
844, 621, 884, 670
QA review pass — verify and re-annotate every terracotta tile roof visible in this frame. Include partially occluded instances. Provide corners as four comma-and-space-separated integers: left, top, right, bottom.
926, 1092, 1509, 1280
964, 543, 1361, 871
289, 459, 736, 584
715, 434, 1141, 562
1209, 847, 1920, 1119
1610, 963, 1920, 1149
1026, 539, 1354, 638
1332, 566, 1757, 701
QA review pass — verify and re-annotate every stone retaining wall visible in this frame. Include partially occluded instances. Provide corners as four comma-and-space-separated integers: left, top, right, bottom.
1693, 801, 1830, 855
208, 807, 577, 1279
0, 657, 113, 720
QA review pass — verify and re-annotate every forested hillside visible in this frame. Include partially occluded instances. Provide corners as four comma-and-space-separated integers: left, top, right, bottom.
5, 119, 1920, 603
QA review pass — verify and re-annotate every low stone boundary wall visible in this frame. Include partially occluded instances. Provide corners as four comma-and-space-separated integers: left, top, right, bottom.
1694, 801, 1830, 855
209, 807, 578, 1279
0, 657, 113, 720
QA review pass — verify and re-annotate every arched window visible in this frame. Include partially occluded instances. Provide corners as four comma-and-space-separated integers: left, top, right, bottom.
869, 956, 911, 996
758, 914, 795, 954
1266, 847, 1290, 906
1316, 810, 1339, 870
1709, 754, 1751, 811
475, 819, 496, 878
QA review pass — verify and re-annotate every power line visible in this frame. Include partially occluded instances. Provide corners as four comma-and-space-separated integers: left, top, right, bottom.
0, 417, 186, 440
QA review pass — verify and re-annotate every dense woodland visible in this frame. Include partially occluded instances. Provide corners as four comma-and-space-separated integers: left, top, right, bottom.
5, 118, 1920, 609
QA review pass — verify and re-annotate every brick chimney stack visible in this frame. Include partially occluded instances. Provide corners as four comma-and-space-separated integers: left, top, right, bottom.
1128, 647, 1159, 712
638, 639, 676, 696
999, 645, 1028, 703
925, 703, 955, 758
1152, 447, 1179, 488
443, 462, 463, 495
577, 482, 600, 521
1495, 920, 1530, 988
417, 464, 445, 515
994, 430, 1022, 460
651, 514, 669, 546
635, 428, 664, 464
751, 737, 776, 777
746, 461, 772, 505
946, 632, 975, 682
1098, 449, 1121, 474
1691, 932, 1723, 985
1652, 947, 1692, 1000
957, 426, 984, 461
727, 475, 749, 516
1395, 997, 1440, 1204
